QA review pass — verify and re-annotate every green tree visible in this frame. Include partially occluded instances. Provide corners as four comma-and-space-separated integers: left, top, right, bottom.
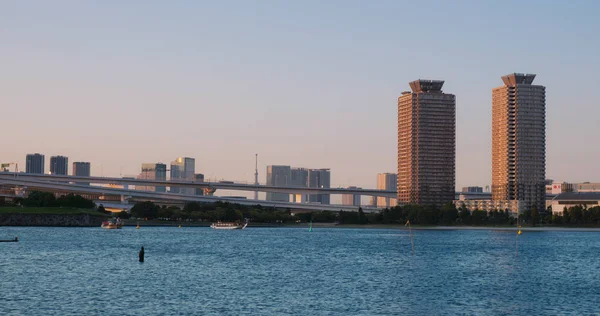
131, 201, 160, 219
183, 202, 202, 213
441, 203, 458, 225
357, 207, 369, 224
23, 191, 56, 207
530, 206, 540, 226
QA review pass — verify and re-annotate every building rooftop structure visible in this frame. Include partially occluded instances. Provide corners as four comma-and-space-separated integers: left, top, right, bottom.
501, 73, 536, 86
551, 192, 600, 201
408, 80, 444, 93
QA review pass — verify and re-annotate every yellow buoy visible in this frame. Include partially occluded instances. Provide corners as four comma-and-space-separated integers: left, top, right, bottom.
178, 225, 181, 228
517, 229, 522, 235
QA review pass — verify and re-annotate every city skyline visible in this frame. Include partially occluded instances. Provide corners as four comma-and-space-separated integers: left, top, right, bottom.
2, 1, 599, 192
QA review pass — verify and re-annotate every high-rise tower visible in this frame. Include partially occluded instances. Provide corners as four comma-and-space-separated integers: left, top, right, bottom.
492, 73, 546, 213
25, 153, 45, 174
50, 156, 68, 175
397, 79, 456, 206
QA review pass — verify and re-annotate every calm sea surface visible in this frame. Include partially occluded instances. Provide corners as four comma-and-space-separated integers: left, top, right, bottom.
0, 226, 598, 315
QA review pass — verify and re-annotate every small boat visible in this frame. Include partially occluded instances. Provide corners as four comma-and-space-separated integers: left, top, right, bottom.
101, 218, 124, 229
0, 236, 18, 242
210, 221, 247, 230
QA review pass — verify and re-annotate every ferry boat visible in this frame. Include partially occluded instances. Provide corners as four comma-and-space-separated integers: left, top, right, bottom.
210, 221, 247, 230
101, 218, 124, 229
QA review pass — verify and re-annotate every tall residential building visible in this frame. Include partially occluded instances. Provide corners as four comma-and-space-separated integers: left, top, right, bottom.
194, 173, 205, 196
25, 153, 45, 174
492, 73, 546, 213
50, 156, 68, 175
266, 165, 291, 202
138, 163, 167, 192
72, 162, 91, 185
308, 168, 330, 204
377, 173, 398, 208
170, 157, 195, 194
397, 79, 456, 206
342, 186, 361, 206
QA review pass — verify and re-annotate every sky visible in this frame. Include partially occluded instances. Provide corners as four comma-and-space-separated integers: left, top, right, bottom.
1, 0, 600, 193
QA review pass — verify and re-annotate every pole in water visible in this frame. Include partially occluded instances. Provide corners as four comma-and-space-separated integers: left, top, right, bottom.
405, 220, 415, 255
139, 246, 145, 262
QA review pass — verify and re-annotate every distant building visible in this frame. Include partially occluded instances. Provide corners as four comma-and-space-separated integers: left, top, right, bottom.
170, 157, 195, 195
138, 163, 167, 192
26, 153, 45, 174
398, 79, 455, 206
308, 168, 330, 204
549, 192, 600, 214
377, 173, 397, 208
290, 167, 309, 203
492, 73, 546, 213
342, 186, 361, 206
266, 165, 291, 202
574, 182, 600, 192
195, 173, 205, 196
50, 156, 68, 175
461, 186, 483, 193
72, 162, 91, 185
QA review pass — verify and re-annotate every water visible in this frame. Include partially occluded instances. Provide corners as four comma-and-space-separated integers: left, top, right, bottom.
1, 227, 599, 315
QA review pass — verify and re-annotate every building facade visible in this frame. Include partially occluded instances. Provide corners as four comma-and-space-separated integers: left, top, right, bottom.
194, 173, 205, 196
461, 186, 483, 193
50, 156, 68, 175
25, 153, 45, 174
72, 162, 91, 185
170, 157, 195, 194
266, 165, 291, 202
377, 173, 397, 208
138, 163, 167, 192
397, 79, 456, 206
290, 167, 309, 203
308, 168, 331, 204
492, 73, 546, 213
342, 186, 361, 206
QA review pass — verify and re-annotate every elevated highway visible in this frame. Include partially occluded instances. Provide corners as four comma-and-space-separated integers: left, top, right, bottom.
0, 172, 396, 198
0, 177, 379, 212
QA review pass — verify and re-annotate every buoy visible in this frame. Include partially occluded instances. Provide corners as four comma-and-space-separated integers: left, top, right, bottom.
136, 224, 140, 229
517, 229, 522, 235
139, 246, 145, 262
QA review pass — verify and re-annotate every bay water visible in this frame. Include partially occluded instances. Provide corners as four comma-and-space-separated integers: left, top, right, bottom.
1, 227, 598, 315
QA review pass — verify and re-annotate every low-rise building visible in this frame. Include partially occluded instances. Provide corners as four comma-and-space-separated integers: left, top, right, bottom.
549, 192, 600, 215
454, 199, 520, 215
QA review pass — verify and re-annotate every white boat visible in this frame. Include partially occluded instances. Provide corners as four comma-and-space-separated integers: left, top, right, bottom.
210, 221, 247, 230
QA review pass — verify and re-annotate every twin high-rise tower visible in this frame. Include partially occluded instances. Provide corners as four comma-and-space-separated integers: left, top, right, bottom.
397, 80, 456, 206
491, 73, 546, 212
397, 74, 546, 213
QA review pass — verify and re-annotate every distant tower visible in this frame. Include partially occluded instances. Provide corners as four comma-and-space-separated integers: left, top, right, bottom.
254, 154, 259, 200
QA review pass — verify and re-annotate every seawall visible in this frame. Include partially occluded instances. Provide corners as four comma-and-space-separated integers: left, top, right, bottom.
0, 214, 106, 227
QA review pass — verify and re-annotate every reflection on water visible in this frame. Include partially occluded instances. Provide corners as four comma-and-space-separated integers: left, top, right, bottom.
0, 227, 598, 315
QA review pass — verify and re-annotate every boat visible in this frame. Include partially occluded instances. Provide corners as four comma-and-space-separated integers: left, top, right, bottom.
101, 218, 124, 229
210, 220, 247, 230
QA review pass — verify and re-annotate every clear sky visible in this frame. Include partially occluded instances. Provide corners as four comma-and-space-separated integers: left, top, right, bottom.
2, 0, 599, 191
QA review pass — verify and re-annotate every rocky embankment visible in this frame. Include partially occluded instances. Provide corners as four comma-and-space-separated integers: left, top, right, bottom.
0, 213, 106, 227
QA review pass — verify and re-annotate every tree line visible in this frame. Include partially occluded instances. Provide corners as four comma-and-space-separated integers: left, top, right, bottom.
70, 197, 600, 227
11, 191, 96, 209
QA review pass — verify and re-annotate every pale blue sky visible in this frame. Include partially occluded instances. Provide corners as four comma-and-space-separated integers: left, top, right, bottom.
1, 0, 599, 191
